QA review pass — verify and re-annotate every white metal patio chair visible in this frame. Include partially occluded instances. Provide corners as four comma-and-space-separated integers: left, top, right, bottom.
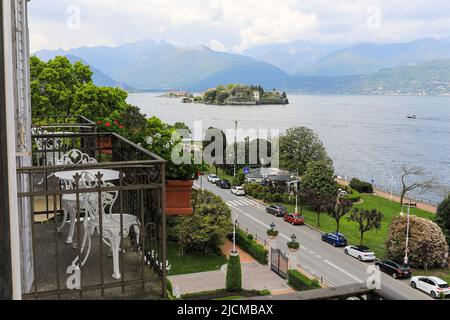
72, 172, 140, 280
56, 149, 98, 244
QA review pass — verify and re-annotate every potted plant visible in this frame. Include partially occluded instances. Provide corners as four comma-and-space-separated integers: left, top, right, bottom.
287, 234, 300, 252
144, 117, 206, 216
96, 117, 126, 154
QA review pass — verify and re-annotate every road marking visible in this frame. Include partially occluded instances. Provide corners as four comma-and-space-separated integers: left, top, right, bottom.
323, 259, 364, 283
315, 254, 322, 259
308, 250, 315, 255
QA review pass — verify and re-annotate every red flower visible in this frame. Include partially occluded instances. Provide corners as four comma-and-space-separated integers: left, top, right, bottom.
105, 122, 111, 127
114, 120, 119, 125
97, 121, 103, 125
119, 125, 124, 129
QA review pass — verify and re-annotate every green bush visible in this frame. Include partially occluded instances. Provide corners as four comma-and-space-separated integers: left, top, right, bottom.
288, 270, 321, 291
226, 254, 242, 292
271, 193, 283, 202
232, 229, 268, 264
259, 289, 271, 296
167, 279, 174, 296
344, 189, 361, 203
349, 178, 373, 194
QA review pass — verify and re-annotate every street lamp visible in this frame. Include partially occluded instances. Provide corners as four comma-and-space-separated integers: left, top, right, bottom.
233, 218, 237, 253
270, 222, 276, 231
400, 203, 411, 265
233, 120, 238, 178
291, 234, 297, 243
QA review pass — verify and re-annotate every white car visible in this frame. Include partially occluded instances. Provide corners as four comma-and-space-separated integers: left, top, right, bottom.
207, 174, 220, 183
344, 245, 376, 261
231, 186, 246, 196
411, 276, 450, 299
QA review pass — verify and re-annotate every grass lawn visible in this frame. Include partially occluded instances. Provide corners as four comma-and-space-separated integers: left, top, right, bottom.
207, 166, 235, 183
167, 241, 228, 276
281, 194, 435, 259
418, 269, 450, 283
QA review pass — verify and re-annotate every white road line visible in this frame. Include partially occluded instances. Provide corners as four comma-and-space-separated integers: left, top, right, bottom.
316, 254, 322, 259
308, 250, 315, 255
226, 202, 237, 208
323, 259, 364, 284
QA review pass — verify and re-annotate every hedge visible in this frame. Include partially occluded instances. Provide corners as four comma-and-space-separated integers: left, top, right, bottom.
349, 178, 374, 194
344, 189, 361, 203
288, 270, 321, 291
226, 254, 242, 291
231, 229, 268, 265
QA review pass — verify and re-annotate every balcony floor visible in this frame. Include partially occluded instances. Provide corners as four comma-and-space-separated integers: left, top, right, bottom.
26, 222, 162, 300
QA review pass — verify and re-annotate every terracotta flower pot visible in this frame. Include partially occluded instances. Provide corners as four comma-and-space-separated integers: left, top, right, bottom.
98, 135, 113, 155
165, 180, 194, 216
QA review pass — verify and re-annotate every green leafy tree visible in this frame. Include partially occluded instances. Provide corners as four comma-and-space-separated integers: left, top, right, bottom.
173, 190, 232, 252
325, 197, 353, 233
226, 254, 242, 292
30, 56, 92, 117
73, 83, 128, 120
279, 127, 329, 175
435, 194, 450, 245
347, 208, 384, 245
300, 160, 338, 227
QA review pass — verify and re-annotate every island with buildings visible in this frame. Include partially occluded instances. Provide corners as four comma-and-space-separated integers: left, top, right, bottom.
181, 84, 289, 105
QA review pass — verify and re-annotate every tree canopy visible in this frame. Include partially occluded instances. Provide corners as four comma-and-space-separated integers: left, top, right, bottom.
30, 56, 128, 119
435, 194, 450, 245
279, 127, 329, 175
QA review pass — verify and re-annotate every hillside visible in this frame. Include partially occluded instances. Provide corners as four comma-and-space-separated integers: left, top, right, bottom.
35, 40, 290, 91
289, 60, 450, 95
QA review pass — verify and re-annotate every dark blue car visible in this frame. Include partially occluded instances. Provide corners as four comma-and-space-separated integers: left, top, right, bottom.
321, 233, 347, 247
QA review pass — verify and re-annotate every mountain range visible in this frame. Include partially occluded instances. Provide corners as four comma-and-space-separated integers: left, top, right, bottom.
34, 37, 450, 95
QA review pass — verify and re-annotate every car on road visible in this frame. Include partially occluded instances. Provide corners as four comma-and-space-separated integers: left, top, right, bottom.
216, 179, 231, 189
321, 233, 347, 247
375, 259, 412, 279
231, 186, 246, 196
207, 174, 220, 184
410, 276, 450, 299
284, 213, 305, 225
344, 245, 376, 261
266, 204, 288, 217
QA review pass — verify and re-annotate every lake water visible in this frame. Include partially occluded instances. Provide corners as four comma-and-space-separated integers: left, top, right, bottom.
128, 93, 450, 205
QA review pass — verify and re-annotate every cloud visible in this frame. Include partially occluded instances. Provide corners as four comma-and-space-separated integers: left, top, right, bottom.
28, 0, 450, 52
209, 39, 227, 52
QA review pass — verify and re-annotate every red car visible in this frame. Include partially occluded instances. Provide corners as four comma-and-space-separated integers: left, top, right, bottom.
284, 213, 305, 225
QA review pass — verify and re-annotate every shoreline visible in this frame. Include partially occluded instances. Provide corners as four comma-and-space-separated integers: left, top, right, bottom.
337, 178, 437, 214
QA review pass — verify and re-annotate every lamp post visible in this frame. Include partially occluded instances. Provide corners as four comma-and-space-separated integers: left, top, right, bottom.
233, 120, 238, 178
388, 175, 395, 201
400, 203, 411, 265
233, 215, 238, 254
270, 222, 276, 232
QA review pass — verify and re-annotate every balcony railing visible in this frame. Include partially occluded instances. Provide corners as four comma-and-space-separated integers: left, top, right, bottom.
16, 118, 167, 299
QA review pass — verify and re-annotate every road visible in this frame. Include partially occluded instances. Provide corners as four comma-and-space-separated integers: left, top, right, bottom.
196, 177, 431, 300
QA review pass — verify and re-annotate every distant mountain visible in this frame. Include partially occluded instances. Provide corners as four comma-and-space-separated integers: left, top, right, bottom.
243, 40, 342, 75
34, 52, 130, 89
34, 40, 290, 91
289, 59, 450, 95
297, 38, 450, 76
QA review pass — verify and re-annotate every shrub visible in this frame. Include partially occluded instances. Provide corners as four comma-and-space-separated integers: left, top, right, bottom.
282, 194, 291, 204
287, 241, 300, 250
247, 234, 254, 241
349, 178, 373, 194
232, 229, 268, 264
226, 254, 242, 292
344, 189, 361, 203
259, 289, 271, 296
435, 195, 450, 245
386, 215, 449, 269
271, 193, 283, 203
288, 270, 321, 291
267, 229, 279, 237
167, 279, 174, 297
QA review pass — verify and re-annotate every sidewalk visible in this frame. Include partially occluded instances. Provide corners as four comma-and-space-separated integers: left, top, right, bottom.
337, 178, 437, 213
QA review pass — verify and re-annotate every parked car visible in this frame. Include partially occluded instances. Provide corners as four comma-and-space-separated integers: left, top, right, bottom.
321, 233, 347, 247
344, 245, 376, 261
410, 276, 450, 299
231, 186, 246, 196
216, 179, 231, 189
284, 213, 305, 225
207, 174, 220, 183
375, 259, 412, 279
266, 204, 287, 217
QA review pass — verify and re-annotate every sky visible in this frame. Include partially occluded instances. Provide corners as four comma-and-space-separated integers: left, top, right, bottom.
28, 0, 450, 53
